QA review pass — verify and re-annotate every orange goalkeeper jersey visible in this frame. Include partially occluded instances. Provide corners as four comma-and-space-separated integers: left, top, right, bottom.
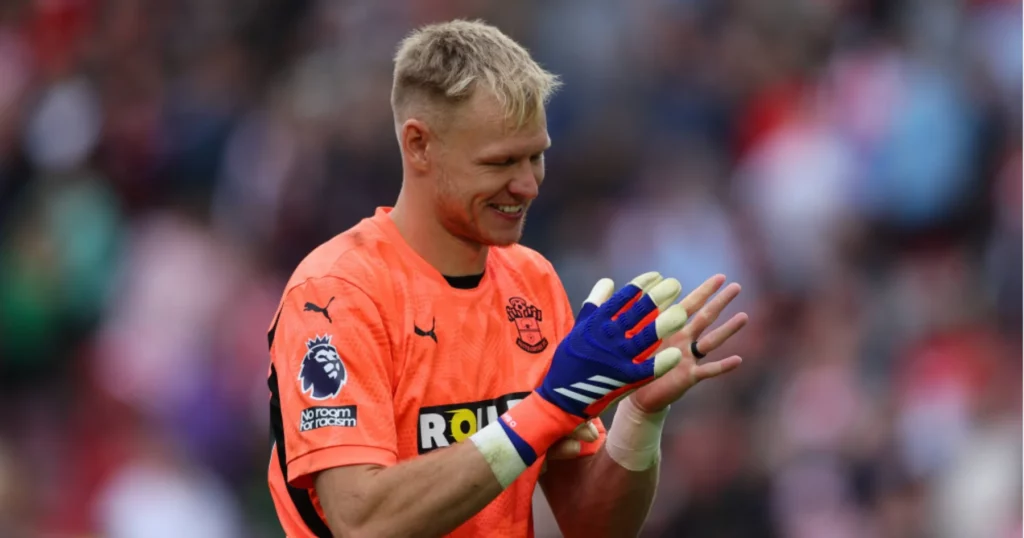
267, 207, 606, 537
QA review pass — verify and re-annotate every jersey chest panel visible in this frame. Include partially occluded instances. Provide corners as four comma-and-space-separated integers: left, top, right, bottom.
390, 280, 559, 460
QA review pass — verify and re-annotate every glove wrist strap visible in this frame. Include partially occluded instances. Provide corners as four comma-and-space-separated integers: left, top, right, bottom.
605, 396, 668, 471
471, 392, 582, 486
501, 392, 583, 463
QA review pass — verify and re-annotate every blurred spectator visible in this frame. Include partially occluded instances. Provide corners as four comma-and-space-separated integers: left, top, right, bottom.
0, 1, 1017, 537
94, 430, 243, 538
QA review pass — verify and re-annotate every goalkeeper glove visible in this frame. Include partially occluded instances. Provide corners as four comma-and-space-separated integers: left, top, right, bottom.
471, 272, 687, 485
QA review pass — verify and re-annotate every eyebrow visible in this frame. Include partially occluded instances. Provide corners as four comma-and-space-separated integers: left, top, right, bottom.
479, 139, 551, 160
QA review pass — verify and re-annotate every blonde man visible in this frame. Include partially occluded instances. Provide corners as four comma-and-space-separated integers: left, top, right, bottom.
266, 19, 747, 537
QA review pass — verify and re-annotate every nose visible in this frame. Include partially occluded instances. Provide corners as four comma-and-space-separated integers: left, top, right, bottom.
507, 162, 540, 201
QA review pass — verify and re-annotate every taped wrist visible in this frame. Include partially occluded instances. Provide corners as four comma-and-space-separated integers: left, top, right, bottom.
605, 397, 668, 472
469, 421, 528, 488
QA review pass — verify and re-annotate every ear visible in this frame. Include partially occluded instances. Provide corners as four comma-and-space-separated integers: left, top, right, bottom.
400, 118, 433, 173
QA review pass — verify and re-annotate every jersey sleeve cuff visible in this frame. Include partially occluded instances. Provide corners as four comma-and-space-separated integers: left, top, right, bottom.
287, 445, 398, 489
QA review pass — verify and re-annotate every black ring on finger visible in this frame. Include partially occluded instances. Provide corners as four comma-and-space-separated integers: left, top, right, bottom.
690, 341, 706, 359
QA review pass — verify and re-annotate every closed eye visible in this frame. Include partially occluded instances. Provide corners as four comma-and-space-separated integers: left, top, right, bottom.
485, 151, 545, 167
486, 157, 517, 167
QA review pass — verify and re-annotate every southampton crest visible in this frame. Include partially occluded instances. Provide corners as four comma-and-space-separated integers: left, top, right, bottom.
506, 297, 549, 354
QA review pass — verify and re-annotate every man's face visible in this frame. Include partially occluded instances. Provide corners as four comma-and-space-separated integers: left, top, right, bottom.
430, 91, 550, 247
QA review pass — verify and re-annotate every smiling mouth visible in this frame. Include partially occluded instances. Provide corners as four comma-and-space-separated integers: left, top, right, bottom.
488, 203, 525, 218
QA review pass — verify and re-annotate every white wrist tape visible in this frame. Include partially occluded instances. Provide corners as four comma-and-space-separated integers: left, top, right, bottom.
605, 397, 668, 472
470, 421, 528, 488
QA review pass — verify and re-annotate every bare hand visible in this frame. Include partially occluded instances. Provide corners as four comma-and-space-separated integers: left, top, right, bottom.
630, 274, 748, 414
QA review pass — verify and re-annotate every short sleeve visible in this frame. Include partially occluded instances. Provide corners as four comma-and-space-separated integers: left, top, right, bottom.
270, 277, 397, 489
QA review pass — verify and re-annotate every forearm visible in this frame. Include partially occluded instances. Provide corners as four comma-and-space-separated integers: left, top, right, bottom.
316, 393, 579, 538
543, 396, 668, 537
543, 448, 660, 538
316, 440, 504, 538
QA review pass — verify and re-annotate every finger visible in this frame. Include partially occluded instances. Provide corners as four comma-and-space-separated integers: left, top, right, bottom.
678, 275, 727, 322
648, 278, 682, 311
685, 283, 743, 338
617, 278, 682, 332
584, 278, 616, 308
600, 272, 662, 319
633, 272, 664, 293
578, 278, 617, 320
615, 272, 666, 318
692, 355, 743, 383
628, 300, 689, 356
568, 421, 600, 442
651, 345, 683, 377
547, 439, 583, 460
693, 312, 748, 356
655, 303, 689, 340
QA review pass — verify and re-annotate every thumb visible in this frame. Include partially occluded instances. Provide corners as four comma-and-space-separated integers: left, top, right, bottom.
547, 439, 582, 460
568, 420, 600, 442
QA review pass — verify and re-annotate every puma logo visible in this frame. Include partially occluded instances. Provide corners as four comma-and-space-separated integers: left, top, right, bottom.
414, 318, 437, 343
303, 297, 335, 324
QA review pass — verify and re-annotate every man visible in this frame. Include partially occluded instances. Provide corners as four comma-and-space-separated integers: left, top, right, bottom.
266, 19, 748, 537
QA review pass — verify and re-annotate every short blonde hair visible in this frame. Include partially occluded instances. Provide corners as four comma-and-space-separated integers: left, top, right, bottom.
391, 19, 561, 130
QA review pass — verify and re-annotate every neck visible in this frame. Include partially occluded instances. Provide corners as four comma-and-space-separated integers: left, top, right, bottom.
390, 187, 489, 277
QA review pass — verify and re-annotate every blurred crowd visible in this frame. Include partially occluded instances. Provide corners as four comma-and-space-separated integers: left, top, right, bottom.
0, 0, 1019, 537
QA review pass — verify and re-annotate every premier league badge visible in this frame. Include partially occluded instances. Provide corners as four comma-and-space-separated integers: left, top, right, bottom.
298, 335, 347, 400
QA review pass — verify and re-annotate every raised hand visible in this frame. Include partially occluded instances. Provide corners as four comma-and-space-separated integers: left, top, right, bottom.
497, 272, 690, 467
534, 272, 689, 419
630, 274, 748, 414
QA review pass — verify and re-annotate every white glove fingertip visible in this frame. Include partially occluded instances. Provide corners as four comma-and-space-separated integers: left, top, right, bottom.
584, 278, 616, 307
652, 346, 683, 377
654, 304, 689, 340
630, 272, 663, 292
647, 278, 683, 311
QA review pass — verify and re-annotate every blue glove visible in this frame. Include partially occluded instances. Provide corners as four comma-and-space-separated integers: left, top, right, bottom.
497, 273, 688, 465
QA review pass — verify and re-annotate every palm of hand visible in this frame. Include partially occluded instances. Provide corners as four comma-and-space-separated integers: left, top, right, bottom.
630, 275, 748, 414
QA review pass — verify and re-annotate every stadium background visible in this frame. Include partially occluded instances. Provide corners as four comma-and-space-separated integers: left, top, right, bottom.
0, 0, 1019, 536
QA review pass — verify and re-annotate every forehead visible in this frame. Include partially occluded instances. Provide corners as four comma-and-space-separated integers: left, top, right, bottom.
447, 91, 550, 155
